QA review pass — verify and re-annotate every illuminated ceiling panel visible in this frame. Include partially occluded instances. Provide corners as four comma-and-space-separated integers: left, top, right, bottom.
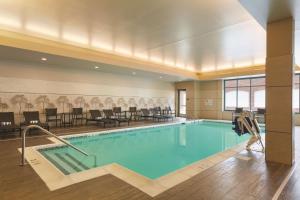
0, 0, 269, 73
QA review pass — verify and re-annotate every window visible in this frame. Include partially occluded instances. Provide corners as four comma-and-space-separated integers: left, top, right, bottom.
294, 74, 300, 113
224, 75, 300, 112
178, 90, 186, 116
224, 77, 265, 111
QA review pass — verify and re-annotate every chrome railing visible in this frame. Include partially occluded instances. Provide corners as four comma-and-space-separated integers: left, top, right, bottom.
21, 125, 89, 166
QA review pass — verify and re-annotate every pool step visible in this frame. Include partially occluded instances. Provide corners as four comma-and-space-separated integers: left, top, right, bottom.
65, 153, 90, 170
53, 153, 90, 174
42, 153, 72, 175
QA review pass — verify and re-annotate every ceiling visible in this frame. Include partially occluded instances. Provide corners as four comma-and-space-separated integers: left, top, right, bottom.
0, 45, 187, 82
0, 0, 267, 74
239, 0, 300, 64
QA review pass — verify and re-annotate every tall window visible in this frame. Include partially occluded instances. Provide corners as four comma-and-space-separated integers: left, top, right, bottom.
224, 75, 300, 112
294, 74, 300, 113
224, 77, 265, 111
178, 89, 186, 116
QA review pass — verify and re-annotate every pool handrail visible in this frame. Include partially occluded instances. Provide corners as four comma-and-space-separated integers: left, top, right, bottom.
20, 124, 89, 166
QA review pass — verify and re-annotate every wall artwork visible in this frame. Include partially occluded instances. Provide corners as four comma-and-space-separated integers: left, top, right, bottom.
0, 92, 174, 123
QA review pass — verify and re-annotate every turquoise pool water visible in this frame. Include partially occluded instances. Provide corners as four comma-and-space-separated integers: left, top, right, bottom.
39, 121, 253, 179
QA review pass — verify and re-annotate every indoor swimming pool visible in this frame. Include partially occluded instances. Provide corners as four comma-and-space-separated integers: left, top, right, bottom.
38, 121, 254, 179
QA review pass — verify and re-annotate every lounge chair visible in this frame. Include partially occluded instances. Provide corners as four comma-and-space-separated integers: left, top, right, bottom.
103, 109, 130, 126
164, 106, 176, 117
45, 108, 62, 127
22, 111, 49, 130
71, 108, 86, 126
86, 110, 116, 127
254, 108, 265, 123
152, 107, 169, 121
140, 109, 154, 120
113, 107, 127, 119
163, 106, 175, 120
129, 107, 140, 121
0, 112, 21, 136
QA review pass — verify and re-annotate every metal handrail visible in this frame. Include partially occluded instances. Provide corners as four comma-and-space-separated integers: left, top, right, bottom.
21, 125, 89, 166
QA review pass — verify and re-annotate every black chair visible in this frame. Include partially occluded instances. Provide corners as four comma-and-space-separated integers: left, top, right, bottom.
103, 109, 130, 126
161, 106, 175, 121
72, 108, 85, 126
129, 107, 140, 121
152, 107, 168, 121
22, 111, 49, 131
86, 110, 116, 127
113, 107, 127, 118
113, 107, 124, 117
164, 106, 176, 117
0, 112, 21, 136
45, 108, 62, 127
255, 108, 266, 123
113, 107, 131, 125
140, 109, 154, 120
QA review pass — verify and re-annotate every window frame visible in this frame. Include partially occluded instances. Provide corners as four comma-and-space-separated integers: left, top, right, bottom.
177, 89, 187, 117
294, 74, 300, 113
223, 76, 266, 111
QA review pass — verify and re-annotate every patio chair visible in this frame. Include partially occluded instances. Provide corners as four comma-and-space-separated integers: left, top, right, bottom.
45, 108, 62, 127
87, 110, 116, 127
103, 109, 130, 126
164, 106, 176, 117
129, 107, 140, 121
0, 112, 21, 136
153, 107, 169, 121
71, 108, 86, 126
140, 108, 154, 120
22, 111, 49, 130
254, 108, 266, 123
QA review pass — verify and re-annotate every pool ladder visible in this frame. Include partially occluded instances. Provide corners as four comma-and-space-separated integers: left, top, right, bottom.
20, 125, 89, 166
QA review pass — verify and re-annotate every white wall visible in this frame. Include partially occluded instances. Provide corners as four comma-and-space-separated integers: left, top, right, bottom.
0, 60, 175, 122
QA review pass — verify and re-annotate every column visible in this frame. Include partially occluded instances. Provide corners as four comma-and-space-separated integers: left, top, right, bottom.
265, 17, 295, 165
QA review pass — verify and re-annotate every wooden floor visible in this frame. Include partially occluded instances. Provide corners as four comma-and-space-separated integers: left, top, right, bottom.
278, 128, 300, 200
0, 121, 299, 200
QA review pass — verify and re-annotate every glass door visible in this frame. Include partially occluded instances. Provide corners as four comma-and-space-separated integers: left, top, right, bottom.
178, 89, 187, 117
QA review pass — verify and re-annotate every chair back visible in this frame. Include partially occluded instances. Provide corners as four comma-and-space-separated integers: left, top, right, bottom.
45, 108, 57, 117
129, 107, 137, 112
113, 107, 121, 113
23, 111, 40, 124
103, 109, 114, 118
0, 112, 15, 126
89, 110, 101, 119
257, 108, 266, 115
141, 109, 150, 116
72, 108, 83, 115
164, 106, 171, 114
235, 107, 243, 113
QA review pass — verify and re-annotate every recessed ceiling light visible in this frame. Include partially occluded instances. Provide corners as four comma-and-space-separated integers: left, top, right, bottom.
41, 57, 47, 61
94, 66, 99, 69
159, 76, 163, 79
132, 72, 136, 75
